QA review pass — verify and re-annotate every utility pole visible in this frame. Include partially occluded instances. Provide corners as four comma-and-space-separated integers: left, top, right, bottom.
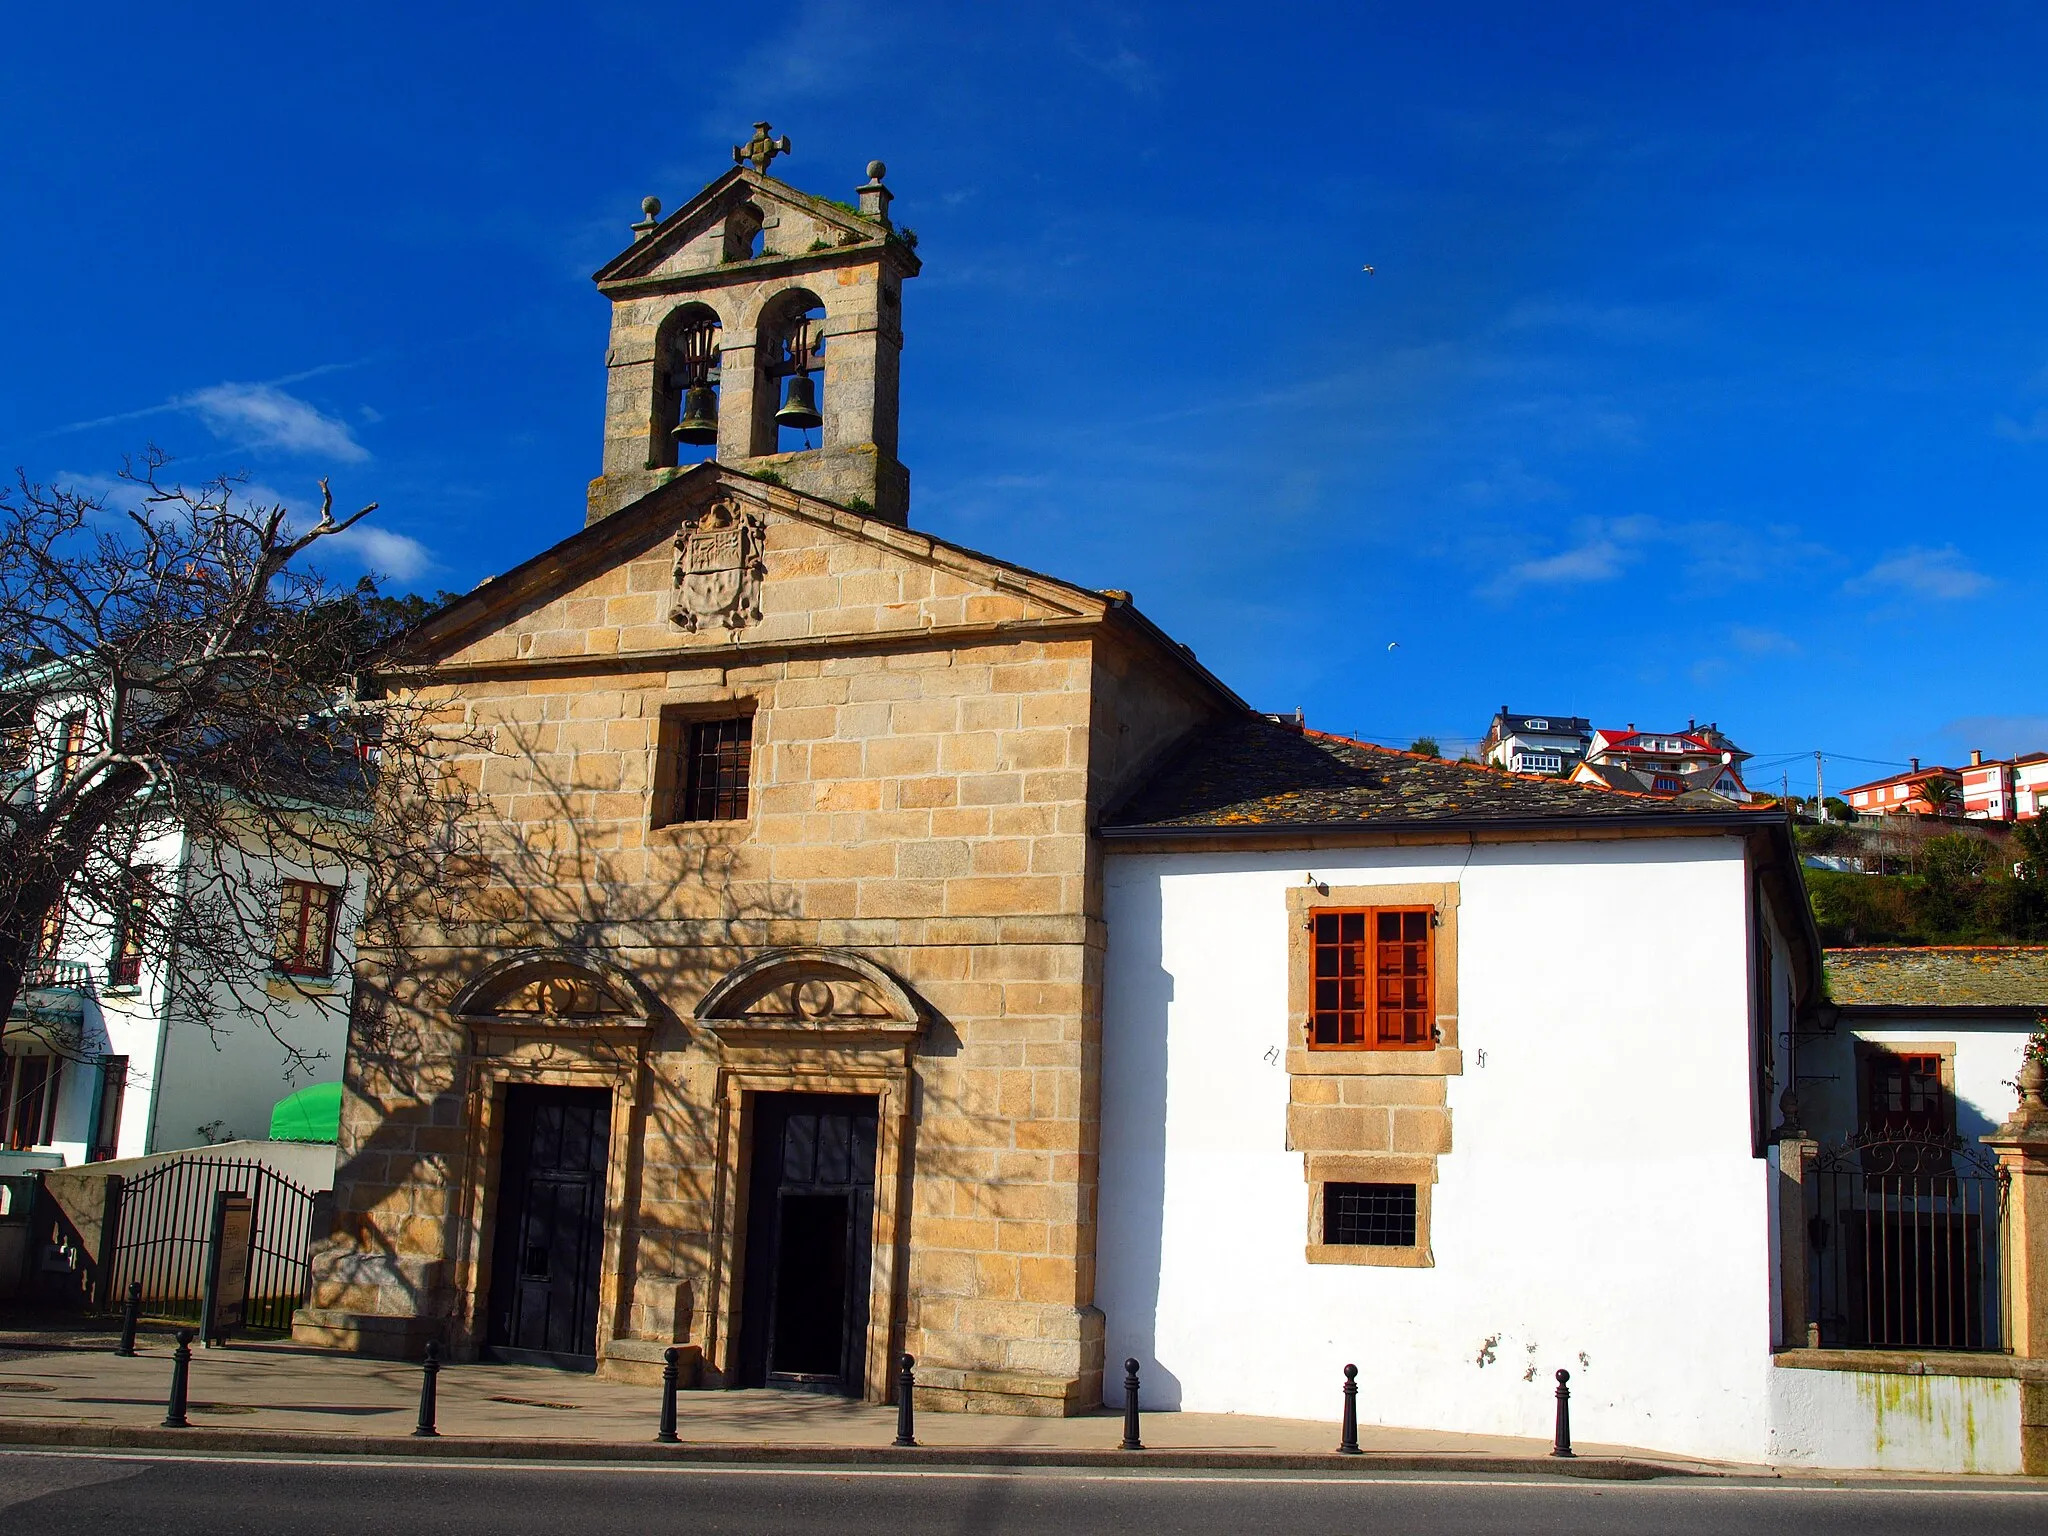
1815, 752, 1826, 822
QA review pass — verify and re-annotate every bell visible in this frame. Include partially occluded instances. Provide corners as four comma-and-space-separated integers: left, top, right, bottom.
673, 385, 718, 445
775, 373, 822, 431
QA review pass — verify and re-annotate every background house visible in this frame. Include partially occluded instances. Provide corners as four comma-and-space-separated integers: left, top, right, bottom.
2, 677, 358, 1170
1567, 721, 1752, 801
1842, 760, 1964, 818
1476, 708, 1591, 776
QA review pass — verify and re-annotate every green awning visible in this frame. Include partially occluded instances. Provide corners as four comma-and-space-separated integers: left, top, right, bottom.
268, 1081, 342, 1142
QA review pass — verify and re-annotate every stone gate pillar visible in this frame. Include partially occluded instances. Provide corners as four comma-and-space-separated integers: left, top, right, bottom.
1983, 1053, 2048, 1473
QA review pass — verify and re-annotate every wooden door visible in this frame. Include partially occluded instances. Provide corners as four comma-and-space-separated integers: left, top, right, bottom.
737, 1093, 878, 1391
487, 1085, 610, 1368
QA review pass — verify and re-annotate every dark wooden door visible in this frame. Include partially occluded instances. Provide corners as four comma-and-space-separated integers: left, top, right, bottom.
737, 1093, 878, 1391
487, 1085, 610, 1369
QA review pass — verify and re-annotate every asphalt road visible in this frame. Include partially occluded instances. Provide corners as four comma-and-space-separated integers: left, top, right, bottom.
0, 1451, 2043, 1535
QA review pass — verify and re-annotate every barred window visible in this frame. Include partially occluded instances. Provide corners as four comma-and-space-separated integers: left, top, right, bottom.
1309, 907, 1433, 1049
1323, 1182, 1417, 1247
276, 880, 340, 977
677, 716, 753, 823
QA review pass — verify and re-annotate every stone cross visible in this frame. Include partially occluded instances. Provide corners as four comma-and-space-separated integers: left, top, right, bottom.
734, 122, 792, 174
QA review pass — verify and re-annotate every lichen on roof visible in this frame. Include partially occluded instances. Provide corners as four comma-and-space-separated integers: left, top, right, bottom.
1823, 946, 2048, 1009
1106, 715, 1768, 830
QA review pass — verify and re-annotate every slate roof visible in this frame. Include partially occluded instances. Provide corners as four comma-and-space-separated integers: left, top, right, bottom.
1103, 715, 1775, 832
1824, 947, 2048, 1011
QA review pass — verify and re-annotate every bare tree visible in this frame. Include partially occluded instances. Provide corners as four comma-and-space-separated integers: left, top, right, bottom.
0, 449, 480, 1080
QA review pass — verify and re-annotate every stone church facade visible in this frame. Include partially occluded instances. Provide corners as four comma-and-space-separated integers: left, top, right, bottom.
295, 141, 1238, 1413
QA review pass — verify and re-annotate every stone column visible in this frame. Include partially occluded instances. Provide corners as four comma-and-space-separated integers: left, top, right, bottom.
1774, 1133, 1818, 1351
1983, 1054, 2048, 1475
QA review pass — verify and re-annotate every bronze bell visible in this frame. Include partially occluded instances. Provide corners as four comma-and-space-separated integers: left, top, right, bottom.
775, 373, 822, 431
673, 385, 718, 445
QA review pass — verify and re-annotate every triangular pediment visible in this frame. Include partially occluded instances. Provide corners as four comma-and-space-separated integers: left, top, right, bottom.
594, 168, 900, 291
394, 466, 1110, 671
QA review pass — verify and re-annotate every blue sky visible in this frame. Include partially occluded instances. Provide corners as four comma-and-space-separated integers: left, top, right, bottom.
6, 2, 2046, 796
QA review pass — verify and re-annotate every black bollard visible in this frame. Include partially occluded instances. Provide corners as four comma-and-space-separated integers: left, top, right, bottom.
1551, 1368, 1574, 1458
893, 1354, 918, 1447
1337, 1363, 1361, 1455
413, 1341, 441, 1438
115, 1281, 142, 1358
657, 1347, 680, 1444
1120, 1357, 1144, 1451
161, 1329, 193, 1428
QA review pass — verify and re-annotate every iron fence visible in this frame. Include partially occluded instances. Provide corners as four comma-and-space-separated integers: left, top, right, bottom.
101, 1155, 317, 1333
1808, 1131, 2007, 1352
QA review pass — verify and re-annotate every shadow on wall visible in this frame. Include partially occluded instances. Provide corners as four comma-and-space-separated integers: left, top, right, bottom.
313, 709, 796, 1346
1096, 865, 1183, 1411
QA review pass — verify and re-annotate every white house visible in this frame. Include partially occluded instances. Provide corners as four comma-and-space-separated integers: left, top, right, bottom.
1477, 707, 1592, 776
1095, 716, 2046, 1474
3, 673, 359, 1168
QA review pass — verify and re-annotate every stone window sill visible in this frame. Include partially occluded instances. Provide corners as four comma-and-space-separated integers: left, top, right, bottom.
1288, 1046, 1463, 1077
1306, 1242, 1434, 1268
1773, 1348, 2048, 1381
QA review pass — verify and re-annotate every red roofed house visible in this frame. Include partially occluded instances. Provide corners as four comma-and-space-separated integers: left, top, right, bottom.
1843, 759, 1964, 818
1961, 749, 2017, 821
2014, 752, 2048, 819
1566, 721, 1752, 801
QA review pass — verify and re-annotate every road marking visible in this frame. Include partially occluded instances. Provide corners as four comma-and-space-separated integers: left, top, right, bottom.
0, 1448, 2041, 1495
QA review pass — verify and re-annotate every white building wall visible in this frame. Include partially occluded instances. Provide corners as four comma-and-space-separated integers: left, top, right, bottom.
1767, 1366, 2020, 1474
1098, 835, 1782, 1464
147, 837, 356, 1153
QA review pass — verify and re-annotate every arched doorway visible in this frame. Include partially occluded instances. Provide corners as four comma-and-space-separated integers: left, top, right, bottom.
695, 948, 923, 1398
450, 952, 652, 1370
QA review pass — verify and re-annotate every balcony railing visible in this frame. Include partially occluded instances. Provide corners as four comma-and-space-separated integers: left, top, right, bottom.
20, 958, 93, 991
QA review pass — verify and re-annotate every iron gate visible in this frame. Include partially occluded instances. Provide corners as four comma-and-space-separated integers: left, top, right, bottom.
1808, 1132, 2007, 1351
101, 1156, 317, 1333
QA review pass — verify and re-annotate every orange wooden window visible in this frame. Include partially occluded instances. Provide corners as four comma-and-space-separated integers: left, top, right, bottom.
55, 714, 86, 786
1865, 1051, 1948, 1136
275, 880, 340, 977
1309, 907, 1434, 1050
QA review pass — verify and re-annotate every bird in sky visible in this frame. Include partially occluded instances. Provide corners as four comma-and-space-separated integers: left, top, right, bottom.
1386, 641, 1400, 651
1362, 265, 1376, 275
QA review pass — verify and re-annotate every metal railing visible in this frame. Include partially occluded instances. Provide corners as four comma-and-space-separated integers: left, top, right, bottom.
101, 1155, 317, 1334
1808, 1131, 2007, 1352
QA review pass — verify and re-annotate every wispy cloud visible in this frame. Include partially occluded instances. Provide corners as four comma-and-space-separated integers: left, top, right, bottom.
1481, 525, 1632, 598
1995, 408, 2048, 443
39, 359, 371, 446
1061, 29, 1158, 97
1457, 457, 1565, 506
184, 382, 368, 461
1942, 715, 2048, 758
1846, 545, 1992, 601
1730, 624, 1800, 657
321, 523, 432, 581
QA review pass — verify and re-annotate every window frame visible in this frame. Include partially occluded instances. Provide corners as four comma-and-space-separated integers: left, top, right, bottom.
1304, 905, 1438, 1052
1855, 1041, 1955, 1140
1304, 1154, 1438, 1268
275, 879, 342, 978
651, 702, 758, 830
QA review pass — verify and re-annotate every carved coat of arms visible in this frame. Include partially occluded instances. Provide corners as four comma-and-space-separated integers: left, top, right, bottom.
670, 498, 765, 633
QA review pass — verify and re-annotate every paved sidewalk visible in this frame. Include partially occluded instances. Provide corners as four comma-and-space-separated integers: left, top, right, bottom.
0, 1327, 1730, 1476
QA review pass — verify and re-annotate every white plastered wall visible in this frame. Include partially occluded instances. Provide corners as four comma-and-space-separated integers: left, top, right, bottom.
147, 835, 356, 1154
1098, 834, 1781, 1464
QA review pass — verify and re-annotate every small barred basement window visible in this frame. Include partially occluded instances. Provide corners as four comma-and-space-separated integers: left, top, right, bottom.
1322, 1182, 1418, 1247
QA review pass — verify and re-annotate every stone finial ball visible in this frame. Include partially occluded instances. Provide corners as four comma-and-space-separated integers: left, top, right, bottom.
641, 195, 662, 219
867, 160, 887, 181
